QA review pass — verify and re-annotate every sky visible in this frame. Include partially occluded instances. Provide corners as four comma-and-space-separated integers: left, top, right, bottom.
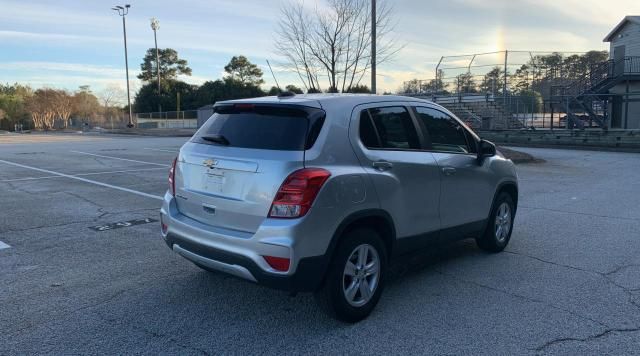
0, 0, 638, 101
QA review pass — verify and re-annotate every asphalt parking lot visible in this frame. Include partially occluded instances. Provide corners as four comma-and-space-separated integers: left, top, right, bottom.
1, 133, 639, 355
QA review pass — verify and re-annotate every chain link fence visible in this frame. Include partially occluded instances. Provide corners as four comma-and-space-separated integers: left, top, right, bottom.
412, 92, 610, 130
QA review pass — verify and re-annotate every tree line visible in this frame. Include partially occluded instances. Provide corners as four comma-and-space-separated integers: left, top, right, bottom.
134, 54, 288, 113
0, 84, 123, 131
1, 0, 398, 130
133, 50, 373, 114
402, 51, 609, 100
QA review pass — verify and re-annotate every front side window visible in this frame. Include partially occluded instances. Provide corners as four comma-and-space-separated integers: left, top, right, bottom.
359, 106, 420, 150
415, 107, 472, 154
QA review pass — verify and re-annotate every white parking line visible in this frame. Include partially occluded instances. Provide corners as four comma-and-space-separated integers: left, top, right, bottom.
0, 167, 167, 183
0, 241, 10, 250
0, 159, 163, 201
144, 148, 179, 153
70, 150, 169, 167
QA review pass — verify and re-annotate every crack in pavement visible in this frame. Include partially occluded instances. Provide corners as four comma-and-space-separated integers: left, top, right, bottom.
533, 327, 640, 353
519, 205, 640, 222
503, 250, 597, 275
433, 269, 609, 328
0, 219, 96, 235
64, 191, 104, 209
95, 312, 212, 355
503, 250, 640, 312
3, 288, 209, 356
63, 191, 115, 222
126, 322, 212, 355
4, 181, 43, 196
0, 207, 160, 236
501, 250, 640, 353
4, 290, 128, 339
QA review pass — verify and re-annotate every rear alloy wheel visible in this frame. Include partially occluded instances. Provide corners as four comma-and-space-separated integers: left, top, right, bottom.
477, 192, 515, 252
342, 244, 381, 308
315, 228, 387, 323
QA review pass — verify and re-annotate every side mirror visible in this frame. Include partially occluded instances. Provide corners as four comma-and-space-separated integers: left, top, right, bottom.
477, 139, 496, 163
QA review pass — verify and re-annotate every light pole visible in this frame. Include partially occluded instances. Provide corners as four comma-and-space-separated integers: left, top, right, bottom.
371, 0, 376, 94
150, 17, 161, 113
112, 4, 134, 128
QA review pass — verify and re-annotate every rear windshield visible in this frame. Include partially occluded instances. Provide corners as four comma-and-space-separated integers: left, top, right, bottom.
192, 104, 325, 151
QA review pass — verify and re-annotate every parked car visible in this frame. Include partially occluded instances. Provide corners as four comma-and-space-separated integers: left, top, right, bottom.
160, 94, 518, 322
559, 114, 603, 128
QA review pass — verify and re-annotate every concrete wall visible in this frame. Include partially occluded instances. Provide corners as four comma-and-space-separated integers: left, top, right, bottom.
479, 129, 640, 150
610, 21, 640, 57
137, 118, 198, 129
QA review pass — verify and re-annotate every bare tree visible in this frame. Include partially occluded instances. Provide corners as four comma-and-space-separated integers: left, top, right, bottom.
98, 84, 125, 108
52, 90, 74, 128
276, 2, 321, 92
275, 0, 400, 93
98, 85, 126, 128
26, 89, 56, 130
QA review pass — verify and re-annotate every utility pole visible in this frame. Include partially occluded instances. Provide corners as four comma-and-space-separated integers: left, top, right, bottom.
112, 4, 134, 128
150, 18, 161, 113
371, 0, 376, 94
503, 50, 508, 101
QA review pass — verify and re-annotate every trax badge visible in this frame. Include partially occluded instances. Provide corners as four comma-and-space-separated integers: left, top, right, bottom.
203, 159, 218, 168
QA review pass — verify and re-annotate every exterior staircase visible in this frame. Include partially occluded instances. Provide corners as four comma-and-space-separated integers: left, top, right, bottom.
551, 56, 640, 129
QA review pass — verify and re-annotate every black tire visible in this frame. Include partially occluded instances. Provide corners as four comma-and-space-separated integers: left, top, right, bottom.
476, 192, 515, 253
315, 227, 388, 323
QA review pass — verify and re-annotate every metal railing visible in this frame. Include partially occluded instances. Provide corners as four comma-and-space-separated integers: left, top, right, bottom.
548, 57, 640, 129
552, 56, 640, 99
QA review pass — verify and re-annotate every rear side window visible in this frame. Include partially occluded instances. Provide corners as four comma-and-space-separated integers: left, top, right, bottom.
359, 111, 380, 148
415, 107, 472, 154
360, 106, 420, 150
193, 105, 325, 151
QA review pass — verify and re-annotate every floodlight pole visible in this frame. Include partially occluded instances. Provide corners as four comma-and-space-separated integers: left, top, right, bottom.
113, 4, 134, 128
371, 0, 376, 94
150, 18, 161, 113
503, 50, 508, 102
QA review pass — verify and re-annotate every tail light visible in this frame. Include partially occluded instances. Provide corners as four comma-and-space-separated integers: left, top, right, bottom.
168, 157, 177, 196
268, 168, 331, 218
263, 256, 290, 272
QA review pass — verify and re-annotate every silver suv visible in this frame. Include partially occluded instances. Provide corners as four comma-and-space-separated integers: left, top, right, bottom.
160, 94, 518, 322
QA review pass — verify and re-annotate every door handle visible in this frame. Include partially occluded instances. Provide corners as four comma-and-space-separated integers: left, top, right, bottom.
442, 167, 457, 176
372, 160, 393, 171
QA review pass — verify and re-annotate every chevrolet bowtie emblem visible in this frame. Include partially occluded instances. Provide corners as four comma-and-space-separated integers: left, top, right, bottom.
203, 159, 218, 168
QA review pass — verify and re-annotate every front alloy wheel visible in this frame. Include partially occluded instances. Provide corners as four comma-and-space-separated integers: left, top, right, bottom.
494, 202, 512, 243
476, 192, 515, 252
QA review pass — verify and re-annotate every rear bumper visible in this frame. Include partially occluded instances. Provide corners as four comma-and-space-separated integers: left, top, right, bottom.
160, 192, 328, 292
163, 232, 327, 292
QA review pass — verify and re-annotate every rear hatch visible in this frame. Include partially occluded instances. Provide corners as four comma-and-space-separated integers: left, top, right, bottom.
175, 103, 325, 234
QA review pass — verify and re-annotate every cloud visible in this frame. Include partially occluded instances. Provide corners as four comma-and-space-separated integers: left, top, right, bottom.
0, 30, 119, 44
523, 0, 638, 27
1, 62, 125, 77
0, 0, 635, 94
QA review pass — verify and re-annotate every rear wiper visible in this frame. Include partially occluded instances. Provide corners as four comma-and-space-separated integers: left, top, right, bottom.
201, 134, 230, 146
